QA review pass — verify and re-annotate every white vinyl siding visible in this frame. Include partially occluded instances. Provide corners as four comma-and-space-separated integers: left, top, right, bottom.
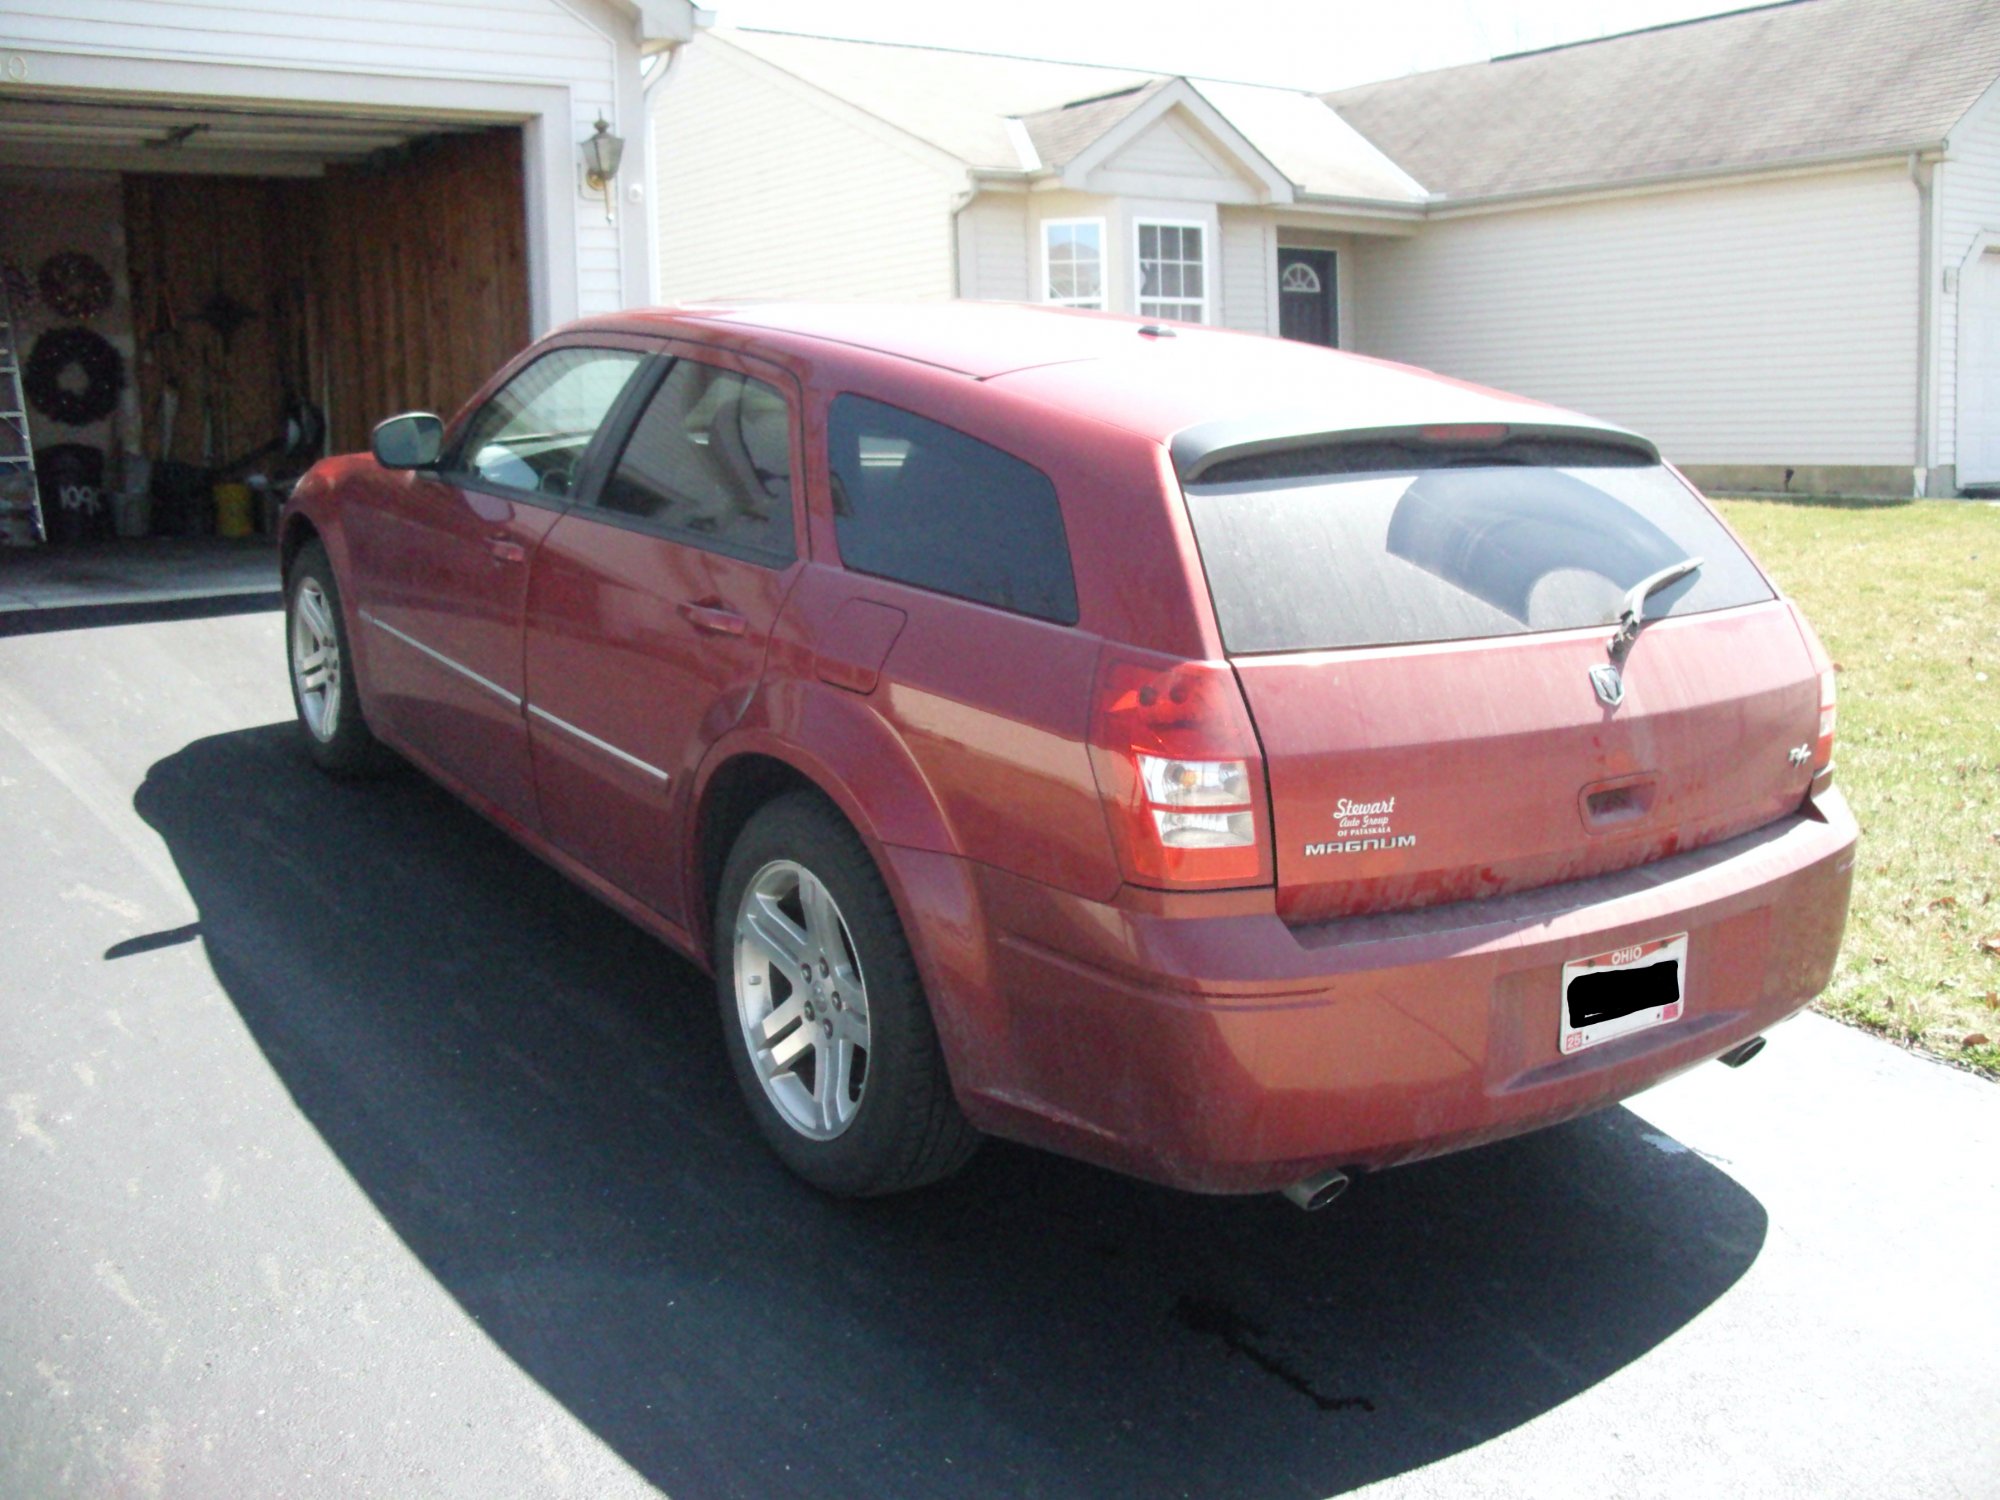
652, 35, 964, 303
1218, 208, 1273, 334
3, 0, 633, 321
957, 192, 1031, 301
1104, 113, 1232, 177
1937, 84, 2000, 475
0, 0, 612, 73
1349, 164, 1921, 468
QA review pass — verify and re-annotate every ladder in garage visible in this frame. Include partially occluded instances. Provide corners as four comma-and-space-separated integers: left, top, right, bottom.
0, 278, 44, 546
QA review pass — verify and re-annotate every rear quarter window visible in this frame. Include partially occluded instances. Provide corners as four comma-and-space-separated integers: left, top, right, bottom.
1184, 461, 1773, 655
827, 395, 1079, 625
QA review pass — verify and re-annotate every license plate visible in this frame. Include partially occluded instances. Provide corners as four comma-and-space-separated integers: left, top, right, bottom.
1560, 933, 1688, 1054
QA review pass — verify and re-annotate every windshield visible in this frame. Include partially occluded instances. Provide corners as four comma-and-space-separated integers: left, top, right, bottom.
1182, 463, 1773, 655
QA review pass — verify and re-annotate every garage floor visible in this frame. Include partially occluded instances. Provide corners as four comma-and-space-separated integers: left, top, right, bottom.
0, 536, 279, 614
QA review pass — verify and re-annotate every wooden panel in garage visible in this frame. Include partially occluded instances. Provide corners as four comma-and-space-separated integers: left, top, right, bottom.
123, 128, 530, 466
317, 129, 530, 454
123, 172, 308, 469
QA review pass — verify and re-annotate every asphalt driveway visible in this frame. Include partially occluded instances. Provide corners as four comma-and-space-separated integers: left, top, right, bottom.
3, 606, 1995, 1499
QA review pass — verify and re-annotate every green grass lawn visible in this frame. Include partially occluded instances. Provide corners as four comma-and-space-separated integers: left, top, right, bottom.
1712, 496, 2000, 1077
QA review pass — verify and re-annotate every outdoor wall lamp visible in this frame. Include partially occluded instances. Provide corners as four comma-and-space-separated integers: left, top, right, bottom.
582, 115, 624, 221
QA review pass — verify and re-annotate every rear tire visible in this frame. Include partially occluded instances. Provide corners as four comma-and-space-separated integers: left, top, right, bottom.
715, 791, 980, 1196
286, 539, 393, 777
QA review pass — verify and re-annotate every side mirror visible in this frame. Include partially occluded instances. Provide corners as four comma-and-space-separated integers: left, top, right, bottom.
372, 413, 444, 470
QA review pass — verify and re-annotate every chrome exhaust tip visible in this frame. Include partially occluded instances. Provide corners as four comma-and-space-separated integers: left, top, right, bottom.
1718, 1036, 1767, 1069
1280, 1169, 1350, 1211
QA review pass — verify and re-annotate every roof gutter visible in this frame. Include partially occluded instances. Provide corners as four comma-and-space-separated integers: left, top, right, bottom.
1284, 193, 1426, 222
962, 165, 1425, 221
1423, 141, 1948, 218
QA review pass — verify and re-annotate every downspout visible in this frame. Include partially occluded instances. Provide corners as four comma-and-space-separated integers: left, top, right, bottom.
950, 181, 977, 300
1912, 150, 1936, 497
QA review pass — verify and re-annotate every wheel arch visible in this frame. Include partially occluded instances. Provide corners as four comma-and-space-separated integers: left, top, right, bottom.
689, 716, 956, 958
279, 509, 321, 582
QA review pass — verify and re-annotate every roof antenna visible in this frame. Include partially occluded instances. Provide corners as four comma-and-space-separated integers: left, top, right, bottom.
1138, 324, 1176, 338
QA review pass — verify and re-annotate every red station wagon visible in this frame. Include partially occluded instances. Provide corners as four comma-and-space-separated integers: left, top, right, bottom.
281, 303, 1856, 1208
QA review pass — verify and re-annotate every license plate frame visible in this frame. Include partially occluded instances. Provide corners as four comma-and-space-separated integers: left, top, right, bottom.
1560, 932, 1688, 1054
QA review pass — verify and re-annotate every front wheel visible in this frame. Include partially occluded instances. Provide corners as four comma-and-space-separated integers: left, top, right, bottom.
715, 792, 979, 1196
286, 539, 392, 776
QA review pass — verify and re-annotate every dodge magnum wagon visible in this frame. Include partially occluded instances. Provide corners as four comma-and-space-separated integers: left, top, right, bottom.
280, 302, 1855, 1208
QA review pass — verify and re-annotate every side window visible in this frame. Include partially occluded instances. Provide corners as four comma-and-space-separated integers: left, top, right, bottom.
593, 358, 797, 565
827, 395, 1079, 625
453, 347, 644, 498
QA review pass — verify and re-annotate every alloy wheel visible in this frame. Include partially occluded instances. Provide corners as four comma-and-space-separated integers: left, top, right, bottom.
290, 578, 342, 742
733, 858, 871, 1140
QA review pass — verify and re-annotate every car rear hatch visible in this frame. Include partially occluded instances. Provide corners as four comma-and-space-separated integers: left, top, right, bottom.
1176, 424, 1822, 922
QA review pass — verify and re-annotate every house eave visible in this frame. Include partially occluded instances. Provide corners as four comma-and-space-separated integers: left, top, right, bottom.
613, 0, 709, 52
1286, 193, 1426, 221
963, 168, 1425, 221
1423, 142, 1948, 218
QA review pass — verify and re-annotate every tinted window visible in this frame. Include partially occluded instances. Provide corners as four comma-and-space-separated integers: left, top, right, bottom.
454, 347, 644, 497
827, 395, 1078, 624
595, 359, 796, 564
1185, 464, 1773, 655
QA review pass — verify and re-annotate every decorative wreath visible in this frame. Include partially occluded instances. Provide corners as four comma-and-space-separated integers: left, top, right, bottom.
24, 326, 126, 427
38, 251, 114, 321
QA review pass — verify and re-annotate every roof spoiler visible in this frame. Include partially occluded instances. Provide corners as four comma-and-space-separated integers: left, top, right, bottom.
1170, 416, 1660, 484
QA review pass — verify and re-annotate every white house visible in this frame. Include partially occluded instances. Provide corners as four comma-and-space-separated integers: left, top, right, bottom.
649, 0, 2000, 497
649, 28, 1427, 363
0, 0, 699, 468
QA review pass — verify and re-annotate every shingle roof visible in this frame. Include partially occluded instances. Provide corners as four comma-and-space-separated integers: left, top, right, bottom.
1323, 0, 2000, 201
715, 28, 1426, 203
1017, 81, 1167, 169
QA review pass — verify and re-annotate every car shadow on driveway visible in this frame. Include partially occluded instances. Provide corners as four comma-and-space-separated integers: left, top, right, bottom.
134, 724, 1768, 1500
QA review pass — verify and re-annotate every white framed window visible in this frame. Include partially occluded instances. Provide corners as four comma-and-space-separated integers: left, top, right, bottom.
1135, 219, 1207, 324
1041, 218, 1105, 309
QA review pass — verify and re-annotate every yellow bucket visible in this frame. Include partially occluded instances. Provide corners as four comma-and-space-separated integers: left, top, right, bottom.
214, 482, 254, 538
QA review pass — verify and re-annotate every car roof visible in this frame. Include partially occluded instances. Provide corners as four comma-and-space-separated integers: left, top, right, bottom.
574, 301, 1651, 464
586, 300, 1163, 378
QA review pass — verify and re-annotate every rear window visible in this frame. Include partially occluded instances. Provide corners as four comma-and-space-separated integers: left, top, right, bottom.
827, 395, 1078, 625
1184, 462, 1773, 655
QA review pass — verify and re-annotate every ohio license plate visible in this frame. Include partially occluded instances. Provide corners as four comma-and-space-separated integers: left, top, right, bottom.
1560, 933, 1688, 1054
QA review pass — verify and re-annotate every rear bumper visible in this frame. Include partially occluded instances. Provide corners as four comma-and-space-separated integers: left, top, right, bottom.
895, 790, 1857, 1194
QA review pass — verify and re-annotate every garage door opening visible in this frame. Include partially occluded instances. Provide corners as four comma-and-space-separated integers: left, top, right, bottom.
0, 96, 531, 605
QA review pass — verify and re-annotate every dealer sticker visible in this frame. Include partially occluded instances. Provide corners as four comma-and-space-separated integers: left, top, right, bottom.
1305, 795, 1417, 857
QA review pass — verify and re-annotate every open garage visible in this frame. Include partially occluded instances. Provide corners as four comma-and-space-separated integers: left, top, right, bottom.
0, 0, 689, 593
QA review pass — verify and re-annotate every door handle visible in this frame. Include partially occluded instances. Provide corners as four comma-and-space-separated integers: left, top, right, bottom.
678, 600, 749, 637
487, 536, 527, 566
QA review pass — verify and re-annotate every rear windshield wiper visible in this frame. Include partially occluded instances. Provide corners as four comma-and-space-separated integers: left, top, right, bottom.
1608, 557, 1703, 667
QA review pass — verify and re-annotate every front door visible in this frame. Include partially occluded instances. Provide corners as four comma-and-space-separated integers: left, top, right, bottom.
523, 342, 804, 928
1278, 249, 1337, 347
343, 342, 647, 826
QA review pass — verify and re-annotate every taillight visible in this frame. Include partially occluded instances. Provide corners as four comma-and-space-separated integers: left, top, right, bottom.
1815, 666, 1837, 775
1087, 649, 1272, 889
1787, 600, 1836, 793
